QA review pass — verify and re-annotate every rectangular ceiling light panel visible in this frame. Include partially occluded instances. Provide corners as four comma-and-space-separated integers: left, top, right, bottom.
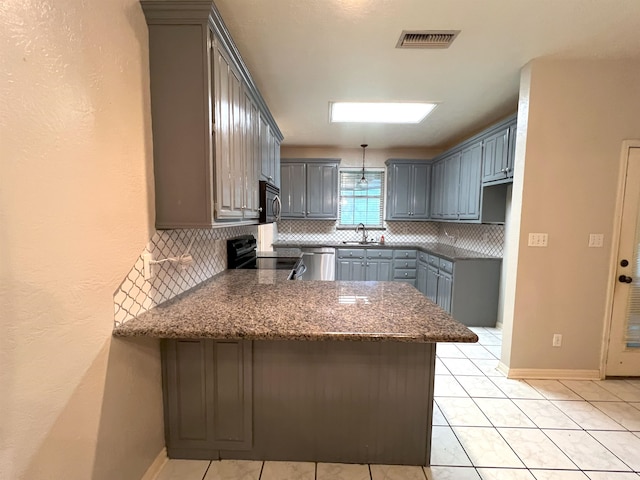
330, 102, 437, 124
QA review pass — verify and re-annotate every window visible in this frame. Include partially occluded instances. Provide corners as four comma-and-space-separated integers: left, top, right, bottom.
338, 170, 385, 227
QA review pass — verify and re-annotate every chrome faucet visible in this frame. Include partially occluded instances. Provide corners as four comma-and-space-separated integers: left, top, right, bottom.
355, 223, 368, 244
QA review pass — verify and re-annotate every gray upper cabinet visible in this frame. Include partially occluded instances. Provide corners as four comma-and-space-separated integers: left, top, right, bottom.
457, 141, 483, 221
482, 116, 516, 185
442, 152, 461, 220
385, 160, 432, 220
141, 0, 283, 228
260, 116, 281, 188
280, 159, 339, 219
482, 126, 510, 184
280, 163, 306, 218
429, 160, 445, 220
430, 113, 516, 223
507, 121, 517, 180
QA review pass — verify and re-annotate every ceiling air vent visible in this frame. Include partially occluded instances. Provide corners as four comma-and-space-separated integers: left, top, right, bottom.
396, 30, 460, 49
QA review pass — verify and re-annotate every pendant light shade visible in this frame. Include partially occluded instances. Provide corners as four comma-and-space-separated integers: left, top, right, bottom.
359, 144, 368, 186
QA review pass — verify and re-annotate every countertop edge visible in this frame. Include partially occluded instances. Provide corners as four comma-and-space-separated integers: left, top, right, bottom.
272, 241, 501, 261
113, 329, 479, 343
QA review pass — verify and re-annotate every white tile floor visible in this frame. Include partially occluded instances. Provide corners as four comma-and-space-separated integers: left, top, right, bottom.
155, 327, 640, 480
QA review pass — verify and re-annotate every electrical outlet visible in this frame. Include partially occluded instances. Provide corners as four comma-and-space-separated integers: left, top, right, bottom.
528, 233, 548, 247
552, 334, 562, 347
143, 253, 154, 280
588, 233, 604, 248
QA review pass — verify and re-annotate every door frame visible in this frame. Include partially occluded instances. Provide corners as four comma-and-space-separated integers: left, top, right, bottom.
600, 140, 640, 378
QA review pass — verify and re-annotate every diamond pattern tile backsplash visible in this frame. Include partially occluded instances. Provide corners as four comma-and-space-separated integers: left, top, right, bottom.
277, 220, 504, 257
115, 220, 503, 325
114, 225, 256, 326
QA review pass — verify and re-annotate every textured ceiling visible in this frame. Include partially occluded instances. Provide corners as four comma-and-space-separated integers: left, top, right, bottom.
213, 0, 640, 149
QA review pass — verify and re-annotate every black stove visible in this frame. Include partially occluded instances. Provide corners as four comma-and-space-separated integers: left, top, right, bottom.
227, 235, 304, 279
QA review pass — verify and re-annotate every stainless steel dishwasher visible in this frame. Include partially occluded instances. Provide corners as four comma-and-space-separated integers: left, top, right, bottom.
299, 247, 335, 280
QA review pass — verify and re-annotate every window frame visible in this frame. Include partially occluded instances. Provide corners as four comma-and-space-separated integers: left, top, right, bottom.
337, 168, 386, 229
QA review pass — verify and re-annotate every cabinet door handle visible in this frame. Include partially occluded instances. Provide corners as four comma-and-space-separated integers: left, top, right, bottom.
404, 273, 408, 277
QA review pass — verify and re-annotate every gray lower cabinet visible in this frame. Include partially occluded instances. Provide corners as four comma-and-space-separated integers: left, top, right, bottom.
385, 160, 432, 220
416, 252, 428, 293
334, 247, 501, 327
421, 254, 501, 327
336, 248, 392, 281
280, 159, 339, 219
336, 258, 367, 281
163, 339, 436, 465
393, 249, 417, 286
425, 263, 439, 304
162, 339, 252, 458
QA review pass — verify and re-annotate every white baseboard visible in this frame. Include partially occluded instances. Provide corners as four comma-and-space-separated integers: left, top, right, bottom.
504, 368, 601, 380
141, 448, 168, 480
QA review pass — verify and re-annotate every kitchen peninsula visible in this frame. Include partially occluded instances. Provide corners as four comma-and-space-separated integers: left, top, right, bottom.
114, 269, 477, 466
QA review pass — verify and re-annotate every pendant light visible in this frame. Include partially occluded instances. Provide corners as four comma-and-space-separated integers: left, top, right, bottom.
359, 144, 368, 187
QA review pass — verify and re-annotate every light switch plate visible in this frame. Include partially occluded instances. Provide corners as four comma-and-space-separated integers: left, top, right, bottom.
528, 233, 548, 247
589, 233, 604, 248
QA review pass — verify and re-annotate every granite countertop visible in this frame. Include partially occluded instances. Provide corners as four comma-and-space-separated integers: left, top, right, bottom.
113, 270, 477, 344
272, 240, 500, 261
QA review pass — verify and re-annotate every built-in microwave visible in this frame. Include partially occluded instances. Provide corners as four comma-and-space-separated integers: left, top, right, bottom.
259, 181, 281, 224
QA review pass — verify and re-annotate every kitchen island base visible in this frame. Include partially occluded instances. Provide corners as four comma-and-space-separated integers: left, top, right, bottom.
163, 339, 435, 466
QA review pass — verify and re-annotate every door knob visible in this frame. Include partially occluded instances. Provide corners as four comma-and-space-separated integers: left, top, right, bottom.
619, 275, 633, 284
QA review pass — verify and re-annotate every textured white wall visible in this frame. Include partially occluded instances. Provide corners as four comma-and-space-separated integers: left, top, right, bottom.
0, 0, 164, 478
503, 59, 640, 374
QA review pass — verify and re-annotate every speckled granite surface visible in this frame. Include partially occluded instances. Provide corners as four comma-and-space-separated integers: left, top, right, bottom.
272, 241, 500, 261
113, 270, 477, 343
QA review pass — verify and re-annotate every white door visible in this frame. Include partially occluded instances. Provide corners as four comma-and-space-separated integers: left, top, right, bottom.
605, 146, 640, 376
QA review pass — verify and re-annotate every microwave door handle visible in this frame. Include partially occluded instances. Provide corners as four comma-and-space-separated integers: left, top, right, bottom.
274, 195, 282, 221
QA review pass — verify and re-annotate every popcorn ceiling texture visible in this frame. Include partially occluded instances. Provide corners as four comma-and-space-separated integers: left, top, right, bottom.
277, 220, 504, 257
114, 225, 256, 326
